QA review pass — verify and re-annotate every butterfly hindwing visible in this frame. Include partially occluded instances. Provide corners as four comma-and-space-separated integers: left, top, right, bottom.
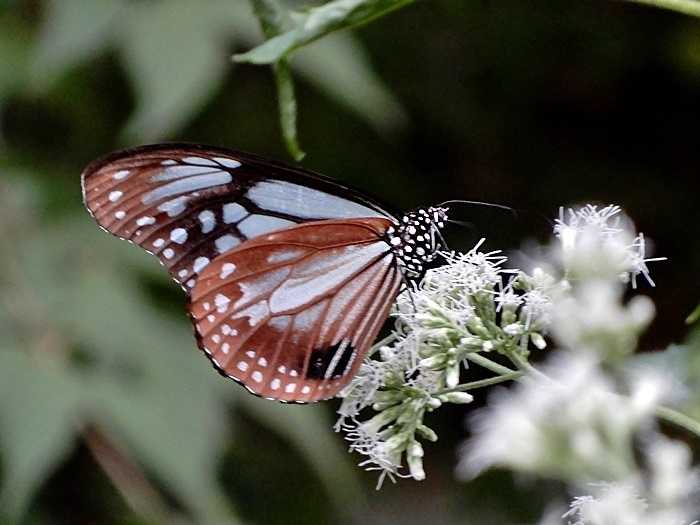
81, 144, 394, 288
189, 218, 402, 402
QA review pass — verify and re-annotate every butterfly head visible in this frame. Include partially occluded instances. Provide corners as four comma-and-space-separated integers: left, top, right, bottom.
387, 206, 449, 278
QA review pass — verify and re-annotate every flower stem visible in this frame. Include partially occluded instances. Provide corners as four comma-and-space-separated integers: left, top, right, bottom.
435, 371, 524, 395
625, 0, 700, 17
655, 405, 700, 438
507, 352, 550, 381
464, 353, 517, 376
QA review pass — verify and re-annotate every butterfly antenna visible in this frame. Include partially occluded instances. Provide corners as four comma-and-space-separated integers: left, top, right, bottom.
440, 199, 518, 219
433, 227, 450, 251
447, 218, 475, 229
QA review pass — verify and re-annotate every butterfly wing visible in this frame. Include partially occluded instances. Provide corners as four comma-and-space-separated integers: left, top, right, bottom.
189, 218, 402, 402
81, 143, 396, 288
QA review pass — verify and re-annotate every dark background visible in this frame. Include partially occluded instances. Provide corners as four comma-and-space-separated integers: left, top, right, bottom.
1, 1, 698, 524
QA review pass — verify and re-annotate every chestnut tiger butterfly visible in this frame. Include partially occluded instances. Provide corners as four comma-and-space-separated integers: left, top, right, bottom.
81, 144, 448, 403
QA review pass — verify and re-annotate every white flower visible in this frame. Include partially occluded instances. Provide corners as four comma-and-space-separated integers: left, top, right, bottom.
551, 280, 654, 357
559, 461, 698, 525
458, 353, 658, 482
646, 436, 698, 508
563, 483, 650, 525
553, 205, 664, 286
342, 422, 404, 489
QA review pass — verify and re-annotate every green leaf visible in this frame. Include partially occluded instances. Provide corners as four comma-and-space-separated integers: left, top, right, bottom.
30, 0, 257, 141
250, 0, 294, 36
0, 349, 82, 520
235, 0, 416, 64
117, 1, 231, 141
687, 303, 700, 324
30, 0, 125, 90
292, 32, 406, 133
0, 11, 31, 104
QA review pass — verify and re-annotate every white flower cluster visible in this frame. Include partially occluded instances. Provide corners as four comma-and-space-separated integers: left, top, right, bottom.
557, 435, 698, 525
458, 353, 670, 482
553, 204, 665, 288
335, 203, 673, 504
337, 240, 559, 485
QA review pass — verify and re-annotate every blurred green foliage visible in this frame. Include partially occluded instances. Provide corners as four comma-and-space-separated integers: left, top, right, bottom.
1, 0, 700, 523
0, 180, 361, 523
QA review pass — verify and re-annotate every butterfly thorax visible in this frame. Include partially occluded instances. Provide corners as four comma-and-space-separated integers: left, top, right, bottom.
386, 206, 448, 279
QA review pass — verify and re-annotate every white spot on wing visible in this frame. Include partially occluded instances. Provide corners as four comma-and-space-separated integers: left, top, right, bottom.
163, 248, 175, 259
285, 383, 297, 393
108, 191, 123, 202
233, 301, 269, 327
151, 165, 219, 181
214, 293, 230, 313
193, 256, 209, 273
251, 371, 263, 383
214, 157, 242, 168
137, 216, 156, 226
267, 248, 306, 264
270, 378, 280, 390
114, 210, 126, 219
198, 210, 216, 233
113, 170, 129, 180
247, 180, 385, 219
153, 238, 165, 248
182, 156, 218, 166
222, 343, 230, 354
215, 234, 240, 253
157, 196, 188, 217
223, 202, 247, 224
143, 172, 232, 204
220, 263, 236, 279
238, 215, 294, 238
234, 268, 291, 310
170, 228, 188, 244
237, 361, 249, 372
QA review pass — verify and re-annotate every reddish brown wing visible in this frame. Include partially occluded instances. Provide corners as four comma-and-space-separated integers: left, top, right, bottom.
189, 218, 402, 402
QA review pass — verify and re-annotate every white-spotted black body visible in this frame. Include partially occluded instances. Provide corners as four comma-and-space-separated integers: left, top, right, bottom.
386, 206, 448, 280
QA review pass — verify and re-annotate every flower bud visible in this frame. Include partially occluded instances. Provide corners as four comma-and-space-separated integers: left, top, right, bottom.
439, 392, 474, 404
446, 363, 460, 388
416, 424, 438, 442
420, 354, 447, 370
530, 332, 547, 349
504, 323, 523, 336
426, 397, 442, 410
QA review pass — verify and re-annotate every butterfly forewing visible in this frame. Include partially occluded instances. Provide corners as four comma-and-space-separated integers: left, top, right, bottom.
189, 218, 402, 402
81, 144, 394, 287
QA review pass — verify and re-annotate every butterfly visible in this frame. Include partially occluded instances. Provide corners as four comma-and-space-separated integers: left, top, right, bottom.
81, 143, 448, 403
